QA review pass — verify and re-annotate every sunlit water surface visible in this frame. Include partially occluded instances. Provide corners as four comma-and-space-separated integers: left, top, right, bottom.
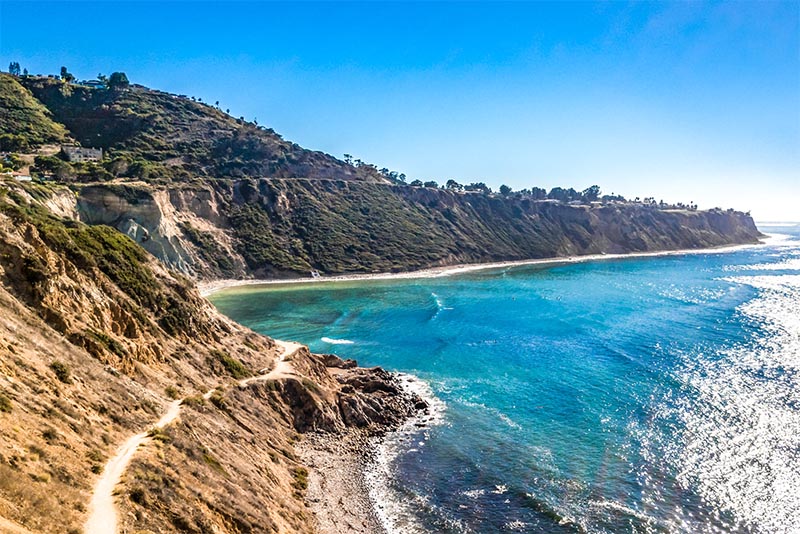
210, 225, 800, 533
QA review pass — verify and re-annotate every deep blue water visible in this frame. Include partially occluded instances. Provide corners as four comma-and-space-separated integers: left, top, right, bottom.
210, 225, 800, 533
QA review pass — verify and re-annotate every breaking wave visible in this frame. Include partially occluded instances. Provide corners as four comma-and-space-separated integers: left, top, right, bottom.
320, 336, 355, 345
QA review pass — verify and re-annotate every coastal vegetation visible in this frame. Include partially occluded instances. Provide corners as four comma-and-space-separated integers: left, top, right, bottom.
0, 67, 760, 282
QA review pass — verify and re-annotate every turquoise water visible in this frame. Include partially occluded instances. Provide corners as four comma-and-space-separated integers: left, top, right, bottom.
210, 226, 800, 533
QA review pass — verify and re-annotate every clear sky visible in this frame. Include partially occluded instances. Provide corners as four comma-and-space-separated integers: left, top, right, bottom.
1, 1, 798, 221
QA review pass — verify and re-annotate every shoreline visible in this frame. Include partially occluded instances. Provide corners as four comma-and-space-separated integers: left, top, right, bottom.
297, 373, 446, 534
199, 238, 778, 297
297, 430, 388, 534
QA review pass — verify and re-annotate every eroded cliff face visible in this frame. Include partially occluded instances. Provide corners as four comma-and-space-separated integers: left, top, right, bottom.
73, 180, 763, 281
0, 182, 425, 534
77, 184, 249, 279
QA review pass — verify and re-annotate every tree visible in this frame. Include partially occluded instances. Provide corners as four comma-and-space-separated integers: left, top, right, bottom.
410, 179, 423, 186
33, 155, 74, 181
548, 187, 569, 202
465, 182, 491, 194
0, 133, 29, 152
398, 173, 406, 182
60, 66, 75, 82
530, 186, 547, 200
423, 180, 439, 188
343, 154, 353, 165
108, 71, 130, 90
97, 73, 108, 83
22, 68, 28, 77
8, 62, 20, 76
446, 179, 463, 191
2, 153, 24, 170
499, 184, 512, 196
582, 185, 600, 202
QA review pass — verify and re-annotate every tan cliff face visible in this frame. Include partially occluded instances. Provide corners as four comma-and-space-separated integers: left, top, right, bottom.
72, 180, 763, 282
0, 182, 426, 533
77, 184, 249, 279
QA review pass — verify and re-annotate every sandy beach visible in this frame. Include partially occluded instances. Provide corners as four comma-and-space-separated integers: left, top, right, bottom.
198, 238, 776, 297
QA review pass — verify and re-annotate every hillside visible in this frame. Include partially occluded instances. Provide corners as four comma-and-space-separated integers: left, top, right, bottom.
0, 70, 767, 534
76, 179, 762, 280
2, 73, 763, 280
1, 73, 762, 281
16, 75, 381, 182
0, 181, 424, 533
0, 74, 68, 150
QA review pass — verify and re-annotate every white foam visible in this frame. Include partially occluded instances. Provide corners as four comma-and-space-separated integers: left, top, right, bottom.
364, 373, 449, 534
457, 398, 523, 430
320, 336, 355, 345
461, 488, 485, 499
430, 292, 453, 320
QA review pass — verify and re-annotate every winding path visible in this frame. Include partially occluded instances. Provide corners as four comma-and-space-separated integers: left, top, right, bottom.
0, 516, 36, 534
84, 340, 303, 534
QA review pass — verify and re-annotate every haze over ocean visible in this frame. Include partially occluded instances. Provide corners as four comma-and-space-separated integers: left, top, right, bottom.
211, 226, 800, 533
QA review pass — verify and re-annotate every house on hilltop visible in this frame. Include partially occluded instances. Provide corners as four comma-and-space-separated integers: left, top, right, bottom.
80, 80, 106, 89
61, 146, 103, 163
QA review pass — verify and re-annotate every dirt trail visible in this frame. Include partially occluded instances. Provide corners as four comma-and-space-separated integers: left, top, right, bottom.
84, 399, 181, 534
240, 339, 302, 386
0, 516, 36, 534
83, 340, 301, 534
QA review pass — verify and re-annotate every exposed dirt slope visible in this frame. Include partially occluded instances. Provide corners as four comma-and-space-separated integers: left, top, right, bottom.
0, 181, 427, 533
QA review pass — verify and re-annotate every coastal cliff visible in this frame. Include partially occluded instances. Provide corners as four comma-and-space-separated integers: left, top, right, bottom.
75, 180, 762, 280
1, 72, 762, 282
0, 182, 425, 533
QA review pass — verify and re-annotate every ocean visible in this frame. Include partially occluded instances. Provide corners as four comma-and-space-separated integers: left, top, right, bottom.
209, 225, 800, 534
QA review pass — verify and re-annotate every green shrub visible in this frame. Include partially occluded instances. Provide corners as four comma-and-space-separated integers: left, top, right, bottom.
202, 451, 226, 474
210, 349, 251, 379
42, 427, 58, 443
49, 361, 72, 383
292, 466, 308, 490
129, 487, 147, 505
0, 391, 12, 413
164, 385, 179, 399
301, 378, 321, 395
209, 388, 226, 409
146, 427, 171, 443
181, 395, 205, 407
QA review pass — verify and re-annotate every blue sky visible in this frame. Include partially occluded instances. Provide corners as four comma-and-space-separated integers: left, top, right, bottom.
1, 1, 798, 221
